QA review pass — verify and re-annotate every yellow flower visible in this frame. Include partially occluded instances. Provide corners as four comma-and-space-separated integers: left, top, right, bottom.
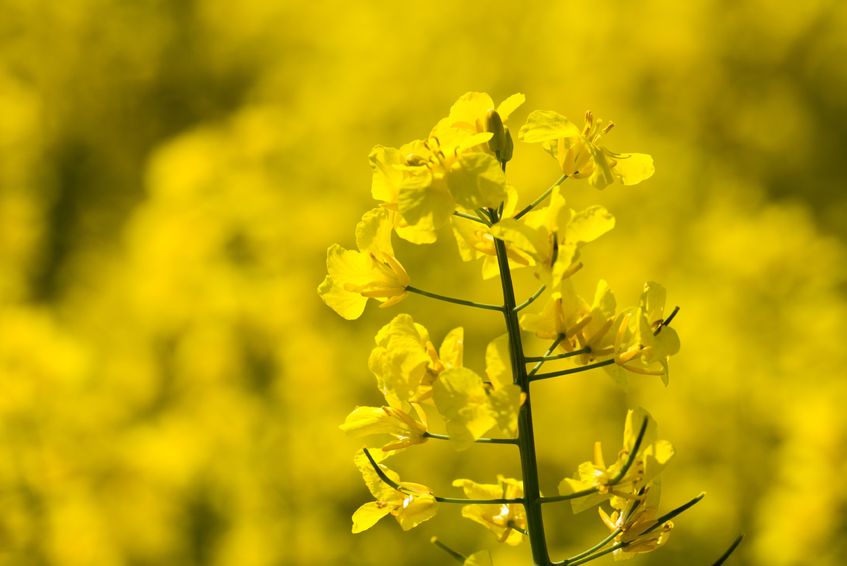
432, 336, 523, 449
351, 450, 437, 533
340, 405, 427, 452
431, 91, 526, 163
370, 92, 522, 244
559, 408, 674, 513
492, 186, 615, 288
519, 110, 654, 189
368, 313, 463, 405
452, 476, 526, 545
318, 207, 409, 319
599, 485, 673, 560
612, 282, 680, 384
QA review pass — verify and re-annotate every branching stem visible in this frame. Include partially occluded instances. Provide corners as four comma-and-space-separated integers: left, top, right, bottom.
513, 174, 568, 220
406, 286, 504, 312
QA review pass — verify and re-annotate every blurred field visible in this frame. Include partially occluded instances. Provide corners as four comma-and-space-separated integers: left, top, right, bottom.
1, 1, 846, 564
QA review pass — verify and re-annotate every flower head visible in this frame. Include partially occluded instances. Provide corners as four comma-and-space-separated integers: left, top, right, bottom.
452, 476, 526, 545
558, 408, 673, 513
351, 450, 437, 533
519, 110, 654, 189
340, 405, 427, 451
318, 208, 409, 320
370, 93, 523, 244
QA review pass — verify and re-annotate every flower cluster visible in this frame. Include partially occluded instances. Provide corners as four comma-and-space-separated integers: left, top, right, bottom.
559, 408, 675, 559
319, 92, 725, 565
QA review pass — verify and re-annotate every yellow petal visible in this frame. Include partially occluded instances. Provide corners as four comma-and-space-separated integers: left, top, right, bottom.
484, 334, 511, 389
447, 152, 507, 210
432, 368, 496, 449
611, 152, 654, 185
496, 93, 526, 121
438, 327, 465, 370
519, 110, 581, 143
566, 206, 615, 244
352, 501, 391, 533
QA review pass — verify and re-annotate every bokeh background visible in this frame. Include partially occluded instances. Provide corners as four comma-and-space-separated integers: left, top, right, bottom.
1, 1, 846, 564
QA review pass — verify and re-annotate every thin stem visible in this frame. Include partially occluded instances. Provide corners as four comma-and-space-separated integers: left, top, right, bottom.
513, 174, 568, 220
491, 207, 550, 566
361, 449, 524, 505
654, 305, 680, 335
712, 534, 744, 566
423, 431, 519, 445
527, 335, 565, 378
430, 538, 466, 564
453, 210, 491, 226
406, 286, 504, 312
525, 347, 591, 362
641, 492, 705, 535
514, 285, 546, 312
553, 529, 622, 565
540, 417, 648, 505
565, 494, 706, 565
531, 359, 615, 382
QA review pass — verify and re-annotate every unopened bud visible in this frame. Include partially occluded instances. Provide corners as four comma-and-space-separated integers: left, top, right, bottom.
486, 109, 505, 155
500, 127, 514, 163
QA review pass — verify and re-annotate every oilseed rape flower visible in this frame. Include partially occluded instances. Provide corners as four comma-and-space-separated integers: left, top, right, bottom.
599, 486, 673, 560
519, 110, 654, 189
369, 92, 523, 244
492, 186, 615, 288
340, 404, 428, 452
318, 207, 409, 319
558, 408, 674, 513
368, 313, 463, 406
326, 92, 730, 565
352, 450, 437, 533
452, 476, 527, 545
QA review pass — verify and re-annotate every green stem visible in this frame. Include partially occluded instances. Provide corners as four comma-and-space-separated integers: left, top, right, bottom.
513, 174, 568, 220
406, 286, 504, 312
525, 347, 591, 363
530, 359, 615, 382
361, 449, 524, 505
491, 208, 550, 566
453, 210, 491, 226
431, 538, 467, 564
712, 534, 744, 566
514, 285, 546, 312
564, 543, 621, 566
527, 335, 565, 378
641, 493, 705, 535
554, 528, 622, 565
423, 431, 519, 445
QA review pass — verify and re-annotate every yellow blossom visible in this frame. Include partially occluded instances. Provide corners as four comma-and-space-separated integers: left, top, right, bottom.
370, 92, 522, 244
318, 207, 409, 320
368, 313, 463, 405
452, 476, 526, 545
559, 408, 673, 513
599, 485, 673, 560
492, 186, 614, 288
340, 405, 427, 451
351, 450, 437, 533
519, 110, 654, 189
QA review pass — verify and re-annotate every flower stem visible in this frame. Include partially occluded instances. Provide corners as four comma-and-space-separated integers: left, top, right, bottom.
513, 174, 568, 220
423, 431, 519, 445
491, 208, 550, 566
527, 335, 565, 378
530, 359, 615, 382
430, 537, 466, 564
525, 347, 591, 363
453, 210, 491, 226
361, 449, 524, 505
406, 286, 504, 312
712, 534, 744, 566
514, 285, 546, 312
553, 528, 622, 565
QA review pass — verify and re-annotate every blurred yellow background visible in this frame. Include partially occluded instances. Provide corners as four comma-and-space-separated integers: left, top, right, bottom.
1, 1, 846, 564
